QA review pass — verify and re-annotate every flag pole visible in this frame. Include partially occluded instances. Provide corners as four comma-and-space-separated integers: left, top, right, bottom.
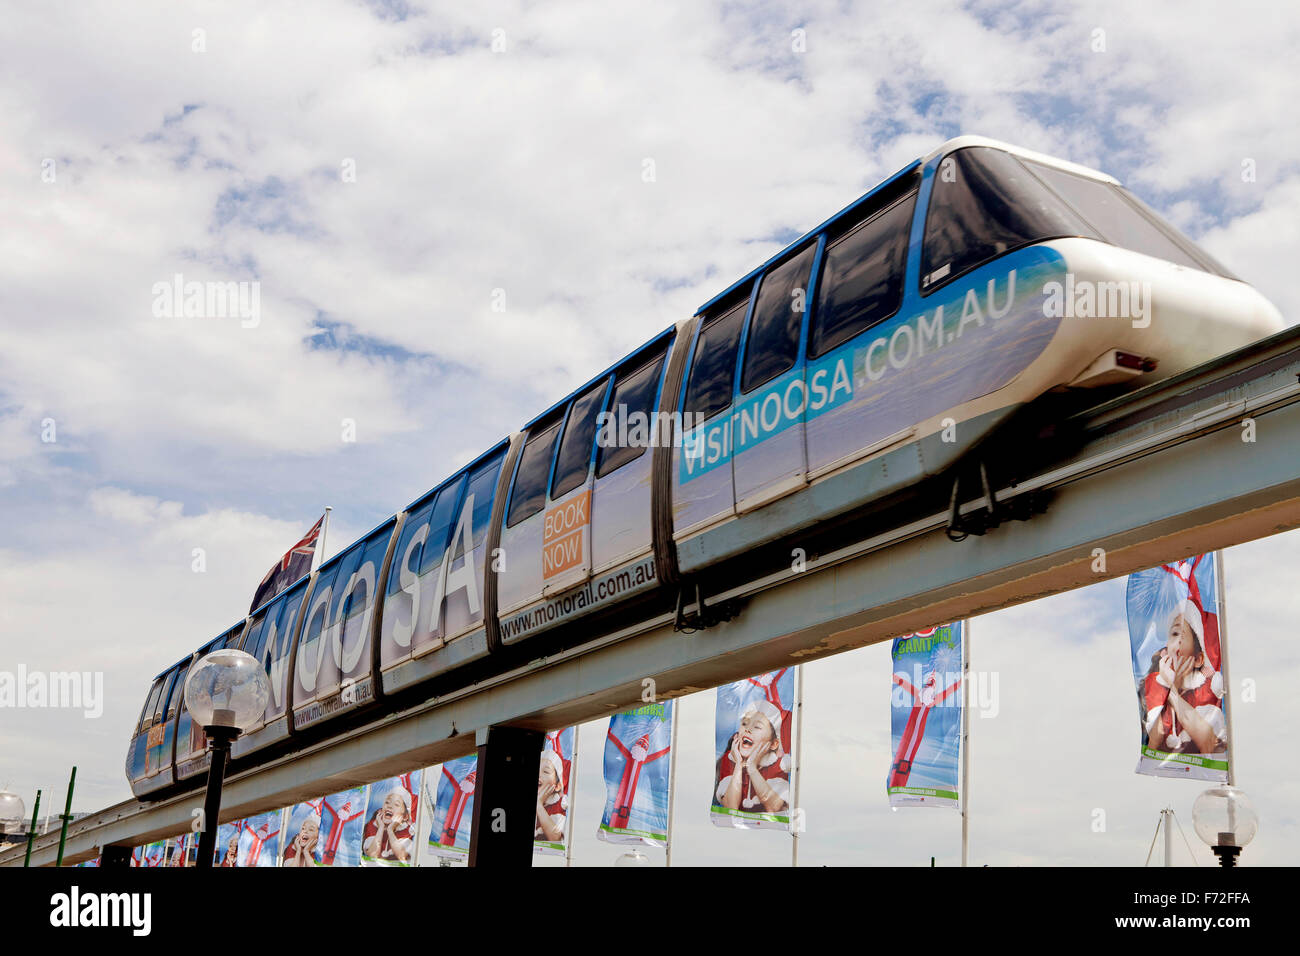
278, 805, 291, 869
1163, 807, 1173, 867
22, 789, 40, 867
961, 619, 971, 868
55, 766, 76, 867
1215, 551, 1236, 787
791, 664, 805, 867
665, 700, 679, 868
565, 726, 579, 868
315, 506, 333, 572
411, 773, 429, 868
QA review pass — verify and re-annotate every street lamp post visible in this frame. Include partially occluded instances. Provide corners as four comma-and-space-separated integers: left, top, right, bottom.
184, 649, 270, 869
1192, 786, 1258, 867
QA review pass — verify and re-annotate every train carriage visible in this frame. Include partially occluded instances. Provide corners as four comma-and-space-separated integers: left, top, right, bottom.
379, 441, 510, 693
290, 517, 399, 732
230, 577, 311, 760
495, 330, 676, 645
128, 136, 1283, 800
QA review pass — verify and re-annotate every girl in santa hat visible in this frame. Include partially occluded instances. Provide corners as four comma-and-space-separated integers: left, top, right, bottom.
715, 700, 791, 814
1143, 600, 1226, 755
362, 787, 414, 864
220, 832, 239, 867
535, 749, 567, 843
283, 811, 320, 867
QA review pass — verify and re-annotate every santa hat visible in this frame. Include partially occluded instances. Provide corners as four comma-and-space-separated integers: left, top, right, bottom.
744, 699, 783, 735
1169, 600, 1205, 647
386, 786, 412, 816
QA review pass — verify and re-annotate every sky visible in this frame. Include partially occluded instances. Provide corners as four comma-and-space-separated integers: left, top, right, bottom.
1, 0, 1298, 865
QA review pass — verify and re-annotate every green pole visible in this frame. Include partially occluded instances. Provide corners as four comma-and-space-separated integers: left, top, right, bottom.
23, 789, 41, 867
55, 767, 76, 867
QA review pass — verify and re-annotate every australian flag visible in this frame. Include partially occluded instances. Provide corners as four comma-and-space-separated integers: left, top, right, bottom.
250, 515, 324, 612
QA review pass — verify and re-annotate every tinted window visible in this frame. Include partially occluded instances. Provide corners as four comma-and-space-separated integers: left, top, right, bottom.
921, 147, 1095, 293
167, 664, 189, 720
684, 299, 747, 421
551, 382, 609, 499
741, 246, 817, 393
152, 670, 177, 723
1120, 189, 1237, 279
419, 477, 465, 577
139, 678, 165, 731
258, 585, 305, 696
335, 530, 388, 630
386, 496, 437, 602
811, 192, 917, 357
464, 449, 505, 552
597, 351, 666, 478
506, 419, 561, 527
1023, 161, 1219, 274
242, 614, 269, 662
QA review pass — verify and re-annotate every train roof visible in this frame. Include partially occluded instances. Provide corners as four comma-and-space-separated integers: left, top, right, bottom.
696, 135, 1118, 316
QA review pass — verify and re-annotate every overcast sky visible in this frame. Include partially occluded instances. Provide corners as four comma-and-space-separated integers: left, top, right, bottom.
2, 0, 1297, 866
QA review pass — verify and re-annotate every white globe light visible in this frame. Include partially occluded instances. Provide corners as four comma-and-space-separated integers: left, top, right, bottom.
184, 649, 270, 733
0, 790, 25, 830
1192, 786, 1258, 849
614, 850, 651, 867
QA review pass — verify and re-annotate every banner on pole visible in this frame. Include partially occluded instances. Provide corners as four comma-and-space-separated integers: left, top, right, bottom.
361, 773, 420, 866
535, 727, 575, 856
429, 756, 477, 860
1126, 553, 1229, 781
711, 670, 795, 829
313, 786, 368, 867
888, 622, 963, 808
215, 821, 242, 866
598, 702, 674, 846
166, 833, 190, 867
138, 840, 167, 867
238, 811, 283, 867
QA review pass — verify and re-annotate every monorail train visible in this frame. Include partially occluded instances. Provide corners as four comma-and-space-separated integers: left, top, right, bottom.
127, 136, 1284, 798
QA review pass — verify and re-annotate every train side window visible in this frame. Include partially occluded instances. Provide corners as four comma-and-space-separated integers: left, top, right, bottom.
596, 351, 667, 478
921, 147, 1095, 294
551, 381, 610, 500
138, 678, 164, 732
684, 299, 747, 421
464, 448, 506, 550
152, 670, 177, 726
506, 418, 562, 527
167, 664, 190, 721
242, 614, 269, 662
419, 476, 466, 578
810, 193, 917, 358
741, 245, 817, 393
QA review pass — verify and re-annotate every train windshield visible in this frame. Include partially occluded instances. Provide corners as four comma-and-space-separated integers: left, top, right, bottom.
921, 147, 1096, 293
1021, 160, 1237, 279
922, 146, 1238, 294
